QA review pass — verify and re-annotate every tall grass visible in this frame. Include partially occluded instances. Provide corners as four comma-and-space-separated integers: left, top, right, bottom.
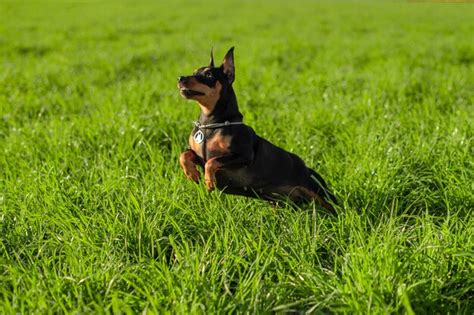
1, 0, 473, 313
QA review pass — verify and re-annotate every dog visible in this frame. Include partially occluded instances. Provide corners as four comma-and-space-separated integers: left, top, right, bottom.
177, 47, 336, 211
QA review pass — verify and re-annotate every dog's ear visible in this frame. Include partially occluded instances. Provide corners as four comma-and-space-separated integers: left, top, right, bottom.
221, 46, 235, 84
209, 47, 214, 67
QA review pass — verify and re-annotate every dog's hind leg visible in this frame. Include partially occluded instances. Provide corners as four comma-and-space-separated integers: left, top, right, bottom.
293, 186, 335, 212
267, 185, 336, 212
307, 168, 337, 205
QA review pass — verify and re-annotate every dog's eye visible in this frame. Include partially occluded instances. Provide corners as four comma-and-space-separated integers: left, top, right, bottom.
205, 72, 213, 78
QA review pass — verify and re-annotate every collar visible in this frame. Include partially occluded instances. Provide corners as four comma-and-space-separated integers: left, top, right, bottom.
193, 120, 244, 130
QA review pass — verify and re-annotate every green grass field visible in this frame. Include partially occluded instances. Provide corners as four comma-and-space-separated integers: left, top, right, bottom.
1, 0, 473, 313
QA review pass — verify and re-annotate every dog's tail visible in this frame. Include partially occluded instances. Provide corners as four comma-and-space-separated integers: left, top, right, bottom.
307, 168, 337, 206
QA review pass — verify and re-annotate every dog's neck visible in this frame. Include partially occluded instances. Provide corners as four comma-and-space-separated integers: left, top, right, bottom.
198, 86, 243, 124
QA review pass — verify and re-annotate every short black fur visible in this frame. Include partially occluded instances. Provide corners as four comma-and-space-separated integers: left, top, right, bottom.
179, 47, 337, 211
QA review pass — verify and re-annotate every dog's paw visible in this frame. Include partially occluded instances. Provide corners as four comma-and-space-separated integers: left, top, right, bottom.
205, 177, 215, 192
186, 169, 201, 182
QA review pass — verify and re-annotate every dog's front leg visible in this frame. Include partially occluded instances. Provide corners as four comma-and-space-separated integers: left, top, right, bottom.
179, 149, 201, 182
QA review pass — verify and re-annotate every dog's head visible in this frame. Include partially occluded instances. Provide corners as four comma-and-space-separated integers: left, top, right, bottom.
177, 47, 235, 114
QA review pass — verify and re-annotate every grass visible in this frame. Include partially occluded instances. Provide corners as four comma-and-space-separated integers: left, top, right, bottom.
1, 0, 473, 313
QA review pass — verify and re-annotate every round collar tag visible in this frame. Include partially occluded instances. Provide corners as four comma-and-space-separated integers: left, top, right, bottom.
194, 130, 204, 144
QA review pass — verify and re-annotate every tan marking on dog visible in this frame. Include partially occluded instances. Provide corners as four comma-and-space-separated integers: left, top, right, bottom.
179, 77, 222, 115
193, 67, 211, 74
196, 81, 221, 115
206, 134, 231, 154
268, 186, 335, 212
204, 157, 223, 191
179, 150, 200, 182
189, 133, 200, 155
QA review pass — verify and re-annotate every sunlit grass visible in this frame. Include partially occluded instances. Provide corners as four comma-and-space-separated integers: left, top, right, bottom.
0, 0, 473, 313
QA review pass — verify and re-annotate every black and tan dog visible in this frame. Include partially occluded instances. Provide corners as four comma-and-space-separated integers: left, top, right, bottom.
177, 47, 336, 211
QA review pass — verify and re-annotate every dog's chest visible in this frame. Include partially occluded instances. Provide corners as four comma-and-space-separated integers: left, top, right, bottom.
189, 129, 231, 160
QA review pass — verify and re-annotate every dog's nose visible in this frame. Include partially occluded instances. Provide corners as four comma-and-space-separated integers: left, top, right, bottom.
178, 76, 186, 82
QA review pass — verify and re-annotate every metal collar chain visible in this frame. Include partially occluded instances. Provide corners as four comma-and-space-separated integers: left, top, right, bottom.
193, 120, 244, 130
193, 120, 244, 161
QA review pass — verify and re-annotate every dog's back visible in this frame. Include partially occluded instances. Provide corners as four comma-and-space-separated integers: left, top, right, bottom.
215, 125, 335, 207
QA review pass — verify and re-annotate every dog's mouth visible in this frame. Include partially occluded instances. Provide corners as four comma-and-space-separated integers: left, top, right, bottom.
179, 88, 205, 97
